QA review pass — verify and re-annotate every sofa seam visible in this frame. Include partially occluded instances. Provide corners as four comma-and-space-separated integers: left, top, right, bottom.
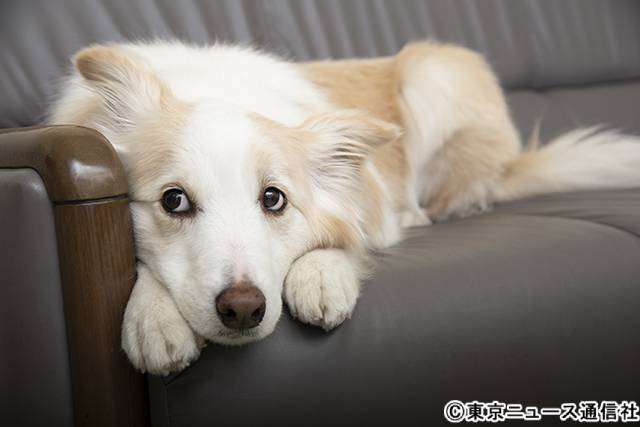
495, 211, 640, 241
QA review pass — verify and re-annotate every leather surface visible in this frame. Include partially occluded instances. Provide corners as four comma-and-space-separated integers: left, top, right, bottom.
508, 81, 640, 143
0, 169, 73, 427
2, 1, 640, 426
2, 0, 640, 127
150, 189, 640, 427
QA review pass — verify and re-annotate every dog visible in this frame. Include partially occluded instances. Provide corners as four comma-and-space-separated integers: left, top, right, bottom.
48, 40, 640, 375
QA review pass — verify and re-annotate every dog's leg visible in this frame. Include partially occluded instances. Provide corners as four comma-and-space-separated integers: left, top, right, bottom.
284, 248, 365, 331
122, 264, 202, 375
397, 42, 521, 222
423, 128, 514, 221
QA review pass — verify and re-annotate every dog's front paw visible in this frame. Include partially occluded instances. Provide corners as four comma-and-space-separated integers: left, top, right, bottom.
122, 270, 203, 375
284, 249, 361, 331
122, 300, 202, 375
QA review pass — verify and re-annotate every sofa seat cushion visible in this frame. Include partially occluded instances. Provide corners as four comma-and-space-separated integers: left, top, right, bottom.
149, 188, 640, 427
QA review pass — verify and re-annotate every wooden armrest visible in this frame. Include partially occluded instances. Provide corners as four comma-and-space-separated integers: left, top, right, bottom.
0, 125, 128, 202
0, 126, 148, 426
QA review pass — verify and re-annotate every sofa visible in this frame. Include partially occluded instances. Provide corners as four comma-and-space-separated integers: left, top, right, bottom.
1, 1, 639, 426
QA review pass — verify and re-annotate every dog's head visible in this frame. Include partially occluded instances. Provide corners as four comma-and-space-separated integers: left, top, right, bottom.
71, 46, 399, 344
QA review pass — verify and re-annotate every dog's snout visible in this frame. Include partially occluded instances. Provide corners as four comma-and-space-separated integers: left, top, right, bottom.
215, 282, 266, 330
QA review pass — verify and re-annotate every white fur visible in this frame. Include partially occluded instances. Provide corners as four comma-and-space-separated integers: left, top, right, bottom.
48, 40, 640, 375
50, 42, 384, 374
129, 105, 296, 346
284, 249, 365, 331
50, 41, 331, 130
399, 46, 520, 221
496, 127, 640, 201
121, 264, 202, 375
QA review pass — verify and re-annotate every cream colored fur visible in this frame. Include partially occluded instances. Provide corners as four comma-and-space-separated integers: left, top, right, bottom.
48, 40, 640, 375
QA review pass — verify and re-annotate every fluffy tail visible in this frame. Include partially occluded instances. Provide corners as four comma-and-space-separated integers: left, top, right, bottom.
495, 127, 640, 202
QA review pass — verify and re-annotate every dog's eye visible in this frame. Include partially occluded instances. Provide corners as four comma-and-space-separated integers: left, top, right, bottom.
161, 188, 191, 214
262, 187, 286, 213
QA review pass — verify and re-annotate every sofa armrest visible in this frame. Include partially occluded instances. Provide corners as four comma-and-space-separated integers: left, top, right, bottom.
0, 126, 128, 202
0, 126, 147, 427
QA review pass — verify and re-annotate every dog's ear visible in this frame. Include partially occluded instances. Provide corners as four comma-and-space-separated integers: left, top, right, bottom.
73, 45, 171, 132
300, 109, 401, 175
302, 109, 400, 153
296, 110, 400, 247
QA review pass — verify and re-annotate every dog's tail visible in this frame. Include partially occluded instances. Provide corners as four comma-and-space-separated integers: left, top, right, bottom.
494, 127, 640, 202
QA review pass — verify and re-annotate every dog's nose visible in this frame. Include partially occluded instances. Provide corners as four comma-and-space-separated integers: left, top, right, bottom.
215, 283, 266, 330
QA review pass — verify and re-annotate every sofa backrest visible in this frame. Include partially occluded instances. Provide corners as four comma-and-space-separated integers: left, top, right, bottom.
2, 0, 639, 138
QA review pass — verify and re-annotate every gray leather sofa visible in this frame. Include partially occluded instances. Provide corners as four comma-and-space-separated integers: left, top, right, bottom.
1, 1, 639, 426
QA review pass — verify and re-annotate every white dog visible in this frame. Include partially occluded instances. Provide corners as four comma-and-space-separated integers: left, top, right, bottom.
49, 41, 640, 375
